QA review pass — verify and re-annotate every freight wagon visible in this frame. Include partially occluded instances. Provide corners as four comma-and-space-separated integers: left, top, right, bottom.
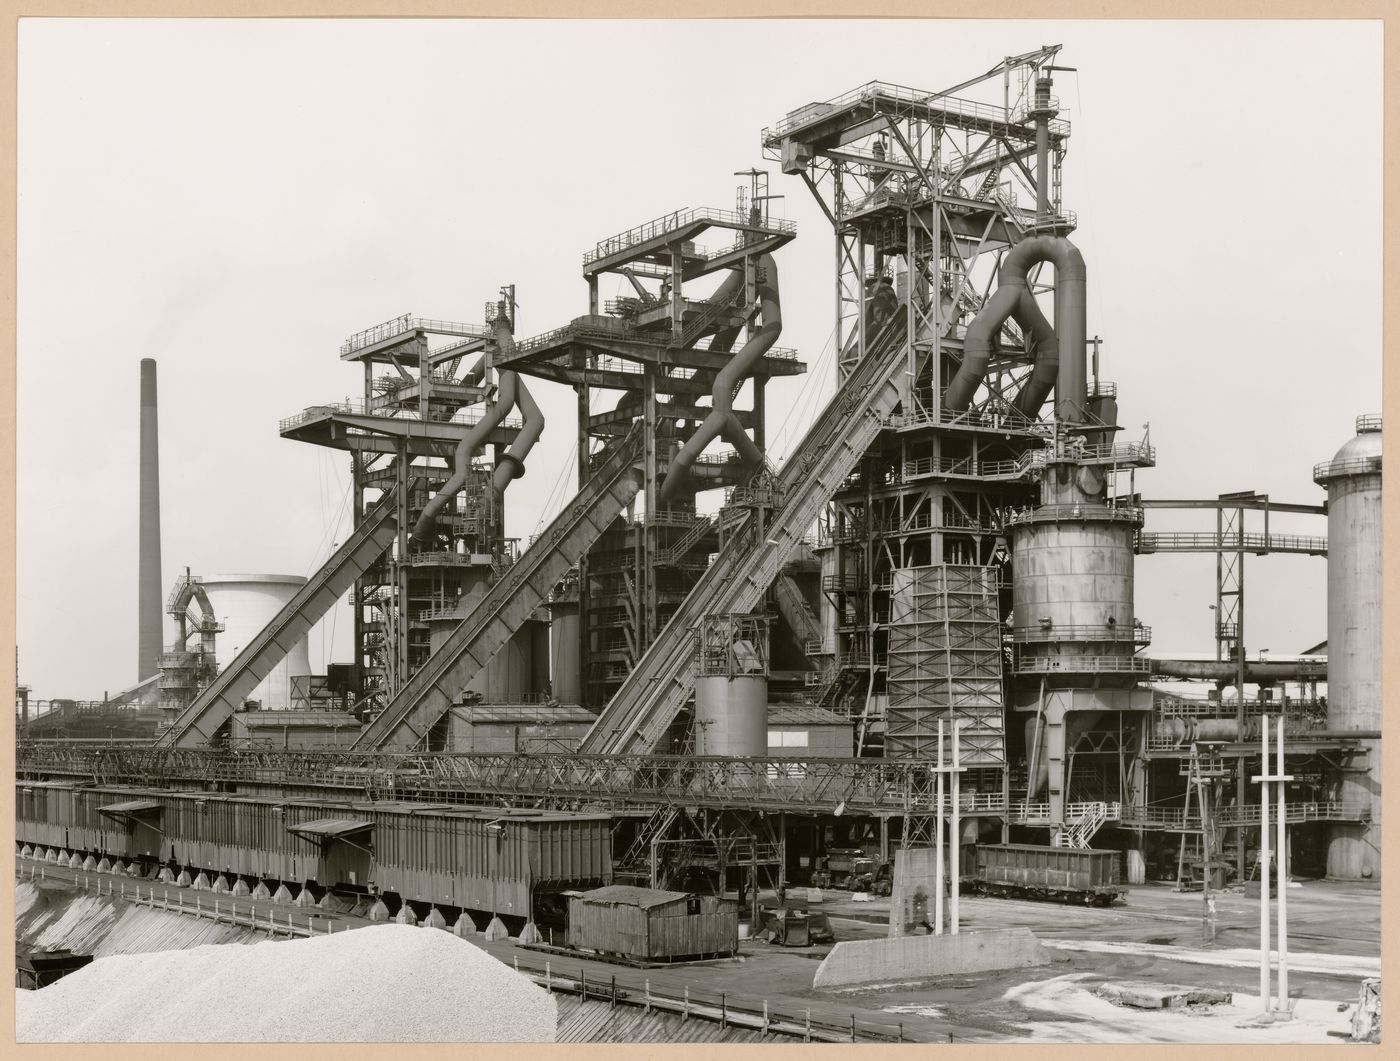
964, 844, 1126, 906
15, 782, 612, 922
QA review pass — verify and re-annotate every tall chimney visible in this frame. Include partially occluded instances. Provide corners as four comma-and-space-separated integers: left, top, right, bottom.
138, 358, 162, 680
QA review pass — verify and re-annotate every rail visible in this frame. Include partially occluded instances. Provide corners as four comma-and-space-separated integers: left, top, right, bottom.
1011, 624, 1151, 645
1004, 503, 1144, 526
583, 207, 796, 267
1355, 414, 1382, 433
887, 404, 1053, 436
19, 742, 988, 816
762, 81, 1069, 143
1136, 531, 1328, 556
340, 315, 491, 356
1313, 454, 1381, 482
279, 400, 523, 434
1009, 654, 1152, 675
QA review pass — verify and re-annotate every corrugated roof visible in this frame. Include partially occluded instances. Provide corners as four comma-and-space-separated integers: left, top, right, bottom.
286, 818, 373, 839
98, 799, 162, 815
577, 885, 691, 909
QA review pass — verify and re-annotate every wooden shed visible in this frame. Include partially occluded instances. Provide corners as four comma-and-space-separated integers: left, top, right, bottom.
567, 885, 738, 962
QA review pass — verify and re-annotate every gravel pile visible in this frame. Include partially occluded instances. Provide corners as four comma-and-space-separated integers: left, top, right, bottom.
16, 923, 556, 1043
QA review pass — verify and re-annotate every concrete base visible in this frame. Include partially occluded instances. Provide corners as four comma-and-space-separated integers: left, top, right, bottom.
82, 856, 98, 871
1097, 981, 1232, 1009
294, 887, 320, 908
251, 882, 272, 900
452, 912, 479, 937
423, 907, 448, 930
272, 884, 295, 904
176, 870, 192, 887
97, 858, 112, 873
232, 880, 252, 896
518, 921, 542, 945
367, 900, 390, 922
812, 928, 1049, 989
192, 872, 210, 890
484, 916, 510, 941
394, 903, 418, 925
212, 876, 232, 894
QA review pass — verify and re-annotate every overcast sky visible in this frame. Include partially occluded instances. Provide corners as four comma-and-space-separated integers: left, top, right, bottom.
17, 18, 1382, 700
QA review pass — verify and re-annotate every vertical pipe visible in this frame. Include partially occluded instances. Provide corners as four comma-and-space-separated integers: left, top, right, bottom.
950, 720, 961, 935
1276, 718, 1288, 1011
935, 719, 945, 935
1034, 78, 1050, 217
1259, 715, 1271, 1013
138, 359, 162, 681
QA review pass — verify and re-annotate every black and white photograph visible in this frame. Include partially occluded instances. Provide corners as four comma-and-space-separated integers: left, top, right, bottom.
11, 13, 1384, 1046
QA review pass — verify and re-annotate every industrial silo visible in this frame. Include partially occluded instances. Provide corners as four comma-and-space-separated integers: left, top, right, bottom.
693, 614, 769, 756
1315, 415, 1382, 880
200, 574, 312, 711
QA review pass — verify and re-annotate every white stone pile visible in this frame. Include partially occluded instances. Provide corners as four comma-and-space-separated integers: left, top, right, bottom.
16, 923, 556, 1043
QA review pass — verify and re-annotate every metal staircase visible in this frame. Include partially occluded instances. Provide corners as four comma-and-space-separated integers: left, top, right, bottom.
158, 488, 406, 748
1053, 800, 1116, 849
660, 515, 715, 565
579, 313, 914, 755
355, 427, 645, 750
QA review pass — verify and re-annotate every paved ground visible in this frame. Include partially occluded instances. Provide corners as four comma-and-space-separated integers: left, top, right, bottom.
16, 855, 1378, 1044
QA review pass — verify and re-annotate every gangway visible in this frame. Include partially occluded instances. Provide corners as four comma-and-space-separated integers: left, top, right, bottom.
579, 314, 914, 754
157, 488, 405, 748
356, 426, 645, 750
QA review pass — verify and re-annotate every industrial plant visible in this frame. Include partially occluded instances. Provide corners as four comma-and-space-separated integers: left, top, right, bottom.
16, 44, 1382, 1044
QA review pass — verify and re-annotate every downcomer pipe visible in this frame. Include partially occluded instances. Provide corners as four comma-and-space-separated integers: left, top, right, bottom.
492, 376, 543, 491
944, 235, 1086, 422
410, 314, 521, 545
659, 254, 781, 501
1150, 658, 1327, 683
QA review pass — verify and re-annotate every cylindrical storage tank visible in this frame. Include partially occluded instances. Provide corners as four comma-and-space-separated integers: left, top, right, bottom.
530, 619, 551, 701
549, 600, 581, 704
1315, 416, 1382, 880
200, 575, 311, 710
694, 675, 767, 756
1009, 513, 1136, 668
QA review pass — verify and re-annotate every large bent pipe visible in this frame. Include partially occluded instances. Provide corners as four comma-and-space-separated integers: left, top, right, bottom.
659, 255, 781, 501
1151, 658, 1327, 683
492, 376, 543, 491
410, 316, 520, 544
945, 234, 1085, 422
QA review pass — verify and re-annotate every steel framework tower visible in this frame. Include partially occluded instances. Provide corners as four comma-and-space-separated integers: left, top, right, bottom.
280, 313, 526, 718
499, 183, 805, 710
762, 48, 1156, 842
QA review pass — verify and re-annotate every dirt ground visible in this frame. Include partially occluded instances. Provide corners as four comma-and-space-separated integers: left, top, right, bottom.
769, 878, 1379, 1042
17, 856, 1378, 1044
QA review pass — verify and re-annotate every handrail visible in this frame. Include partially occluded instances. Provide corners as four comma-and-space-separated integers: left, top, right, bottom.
1137, 531, 1327, 556
279, 400, 523, 434
762, 81, 1070, 143
340, 315, 490, 356
583, 207, 796, 266
1010, 654, 1152, 674
1314, 454, 1381, 481
1011, 624, 1151, 644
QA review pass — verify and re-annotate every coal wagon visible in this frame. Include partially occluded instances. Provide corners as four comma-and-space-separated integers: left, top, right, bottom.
965, 844, 1126, 906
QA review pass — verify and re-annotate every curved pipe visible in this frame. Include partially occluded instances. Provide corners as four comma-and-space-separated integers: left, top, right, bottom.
660, 254, 781, 501
410, 315, 521, 545
1151, 658, 1327, 683
492, 376, 543, 491
945, 235, 1086, 422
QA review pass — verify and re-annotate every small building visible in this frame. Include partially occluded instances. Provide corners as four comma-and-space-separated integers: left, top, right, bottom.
16, 948, 94, 990
767, 705, 853, 757
229, 709, 362, 749
567, 885, 738, 962
449, 704, 599, 753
